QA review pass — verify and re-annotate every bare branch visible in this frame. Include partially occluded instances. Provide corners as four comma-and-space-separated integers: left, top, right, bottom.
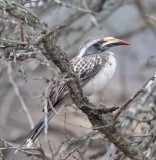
42, 27, 148, 160
0, 0, 47, 30
7, 63, 34, 129
0, 1, 150, 159
113, 89, 146, 121
0, 51, 38, 61
54, 0, 95, 14
120, 73, 156, 130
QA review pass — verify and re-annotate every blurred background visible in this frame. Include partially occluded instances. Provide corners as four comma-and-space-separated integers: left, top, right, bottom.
0, 0, 156, 159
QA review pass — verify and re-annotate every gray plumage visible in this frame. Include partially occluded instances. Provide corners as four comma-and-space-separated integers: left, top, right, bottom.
21, 37, 129, 146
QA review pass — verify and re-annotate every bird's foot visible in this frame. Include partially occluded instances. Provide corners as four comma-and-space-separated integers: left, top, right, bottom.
84, 97, 89, 103
97, 105, 119, 114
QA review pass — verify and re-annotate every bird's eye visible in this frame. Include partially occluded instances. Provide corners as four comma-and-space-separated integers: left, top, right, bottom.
94, 43, 100, 47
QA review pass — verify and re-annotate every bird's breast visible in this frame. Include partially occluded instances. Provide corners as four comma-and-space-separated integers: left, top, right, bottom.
83, 54, 117, 96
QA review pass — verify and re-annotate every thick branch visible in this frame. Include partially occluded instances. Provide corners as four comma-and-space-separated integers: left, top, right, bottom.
0, 1, 148, 159
0, 0, 47, 31
42, 36, 148, 160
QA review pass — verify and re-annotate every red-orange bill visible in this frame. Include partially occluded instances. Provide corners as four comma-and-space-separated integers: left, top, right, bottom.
119, 40, 130, 45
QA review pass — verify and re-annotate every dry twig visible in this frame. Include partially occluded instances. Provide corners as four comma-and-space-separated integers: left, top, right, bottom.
7, 63, 34, 129
0, 1, 150, 159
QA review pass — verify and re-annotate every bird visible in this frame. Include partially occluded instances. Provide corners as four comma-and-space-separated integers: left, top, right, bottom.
21, 36, 130, 147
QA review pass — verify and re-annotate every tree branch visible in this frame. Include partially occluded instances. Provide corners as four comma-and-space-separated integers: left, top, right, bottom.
0, 1, 149, 159
0, 0, 47, 31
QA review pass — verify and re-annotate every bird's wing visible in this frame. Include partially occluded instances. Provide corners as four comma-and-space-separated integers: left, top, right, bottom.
71, 55, 106, 85
50, 83, 69, 105
21, 55, 107, 145
50, 55, 107, 106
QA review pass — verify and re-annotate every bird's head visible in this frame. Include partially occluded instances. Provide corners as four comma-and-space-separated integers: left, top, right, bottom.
77, 36, 130, 58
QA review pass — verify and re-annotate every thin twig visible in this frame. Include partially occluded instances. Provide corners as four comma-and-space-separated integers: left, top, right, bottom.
0, 150, 6, 160
34, 24, 66, 46
114, 73, 156, 122
55, 131, 98, 160
54, 0, 95, 14
0, 138, 18, 150
48, 140, 54, 160
61, 145, 80, 160
7, 63, 34, 129
0, 1, 149, 159
48, 99, 91, 130
19, 20, 27, 42
113, 88, 145, 121
145, 15, 156, 23
43, 99, 48, 142
43, 82, 54, 142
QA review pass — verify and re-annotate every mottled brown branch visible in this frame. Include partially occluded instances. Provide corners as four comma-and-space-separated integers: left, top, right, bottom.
42, 26, 149, 160
0, 38, 28, 49
0, 1, 149, 159
0, 51, 37, 61
0, 0, 47, 31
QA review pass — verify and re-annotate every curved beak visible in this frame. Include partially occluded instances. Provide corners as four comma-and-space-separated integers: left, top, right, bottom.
102, 37, 130, 47
118, 39, 130, 45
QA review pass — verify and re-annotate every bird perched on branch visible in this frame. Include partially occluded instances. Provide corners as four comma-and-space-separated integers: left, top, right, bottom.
22, 36, 130, 147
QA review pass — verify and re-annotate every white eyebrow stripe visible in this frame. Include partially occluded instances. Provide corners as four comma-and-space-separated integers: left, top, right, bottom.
77, 38, 101, 58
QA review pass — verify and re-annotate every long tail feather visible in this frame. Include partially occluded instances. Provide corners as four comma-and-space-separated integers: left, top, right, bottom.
21, 108, 54, 147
